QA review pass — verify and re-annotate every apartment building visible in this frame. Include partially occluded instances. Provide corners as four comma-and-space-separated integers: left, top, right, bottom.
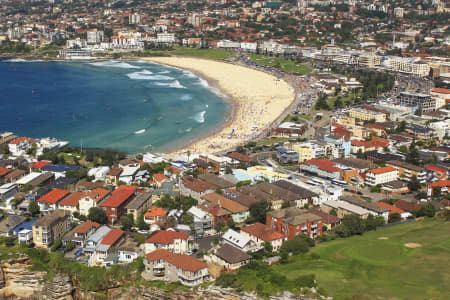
32, 210, 71, 248
99, 185, 137, 224
399, 92, 435, 112
365, 166, 399, 186
348, 108, 386, 122
267, 207, 323, 240
385, 160, 426, 183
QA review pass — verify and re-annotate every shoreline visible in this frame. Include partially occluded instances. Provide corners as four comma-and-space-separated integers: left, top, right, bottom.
141, 57, 295, 156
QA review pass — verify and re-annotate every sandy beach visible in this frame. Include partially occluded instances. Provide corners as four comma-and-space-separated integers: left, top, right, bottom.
142, 57, 295, 155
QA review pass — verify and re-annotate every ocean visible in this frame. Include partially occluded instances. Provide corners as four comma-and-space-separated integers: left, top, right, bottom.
0, 59, 230, 153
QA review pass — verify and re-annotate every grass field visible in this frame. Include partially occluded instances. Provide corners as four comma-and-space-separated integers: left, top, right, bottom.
248, 54, 312, 75
273, 218, 450, 300
170, 47, 234, 60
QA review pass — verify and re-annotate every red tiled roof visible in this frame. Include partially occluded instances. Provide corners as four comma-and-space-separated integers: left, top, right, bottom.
31, 161, 51, 169
100, 185, 136, 208
182, 176, 217, 193
86, 188, 111, 203
303, 159, 341, 173
432, 88, 450, 94
0, 167, 11, 177
428, 180, 450, 188
227, 152, 253, 162
146, 249, 207, 272
394, 200, 422, 212
9, 137, 28, 145
201, 192, 248, 213
38, 189, 70, 204
376, 202, 405, 215
144, 207, 168, 218
367, 166, 397, 175
424, 164, 447, 174
153, 173, 169, 182
145, 230, 189, 244
75, 221, 100, 234
241, 223, 284, 241
100, 229, 124, 245
59, 192, 85, 207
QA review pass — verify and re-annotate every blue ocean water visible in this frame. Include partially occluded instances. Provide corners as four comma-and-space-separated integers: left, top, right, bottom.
0, 59, 230, 153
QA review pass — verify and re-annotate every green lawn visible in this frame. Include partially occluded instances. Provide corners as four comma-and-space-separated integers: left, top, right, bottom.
255, 137, 292, 146
273, 218, 450, 300
283, 114, 312, 122
248, 54, 312, 75
170, 47, 234, 60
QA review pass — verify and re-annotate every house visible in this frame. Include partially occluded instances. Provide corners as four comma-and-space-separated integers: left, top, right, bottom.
100, 185, 137, 224
201, 192, 249, 224
424, 164, 448, 181
118, 237, 141, 263
198, 201, 232, 227
4, 169, 26, 183
151, 174, 170, 187
394, 199, 422, 212
198, 173, 234, 190
386, 160, 426, 183
144, 249, 209, 286
41, 164, 82, 179
427, 180, 450, 196
37, 189, 70, 213
119, 164, 140, 185
340, 196, 390, 221
0, 215, 26, 236
18, 229, 33, 244
0, 183, 19, 201
226, 152, 254, 166
208, 244, 251, 270
93, 229, 125, 266
0, 167, 12, 184
16, 172, 55, 187
273, 180, 319, 206
307, 209, 341, 230
382, 180, 410, 195
276, 147, 299, 164
365, 166, 398, 186
222, 228, 258, 252
187, 206, 213, 236
79, 188, 110, 216
376, 202, 412, 220
300, 159, 341, 180
322, 200, 370, 219
58, 191, 85, 213
267, 207, 323, 240
32, 210, 71, 248
144, 230, 190, 254
105, 168, 122, 186
125, 192, 152, 222
84, 226, 111, 254
63, 221, 100, 248
241, 222, 286, 252
143, 207, 167, 225
8, 137, 30, 155
180, 176, 216, 201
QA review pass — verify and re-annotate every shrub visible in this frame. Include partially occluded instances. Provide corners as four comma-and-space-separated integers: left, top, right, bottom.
50, 239, 62, 252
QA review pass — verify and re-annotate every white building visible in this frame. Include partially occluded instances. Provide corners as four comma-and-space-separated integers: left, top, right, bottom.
222, 229, 258, 252
8, 137, 30, 156
365, 166, 398, 186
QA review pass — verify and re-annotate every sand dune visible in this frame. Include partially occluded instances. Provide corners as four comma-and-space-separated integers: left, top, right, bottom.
143, 57, 295, 155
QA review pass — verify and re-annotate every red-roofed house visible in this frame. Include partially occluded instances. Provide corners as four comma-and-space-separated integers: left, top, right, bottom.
241, 223, 286, 252
143, 207, 167, 225
58, 192, 86, 213
425, 164, 447, 180
144, 230, 190, 254
79, 188, 111, 216
152, 174, 170, 187
95, 229, 125, 265
37, 189, 70, 213
180, 176, 216, 201
8, 137, 30, 155
427, 179, 450, 196
30, 161, 51, 170
0, 167, 12, 183
300, 159, 341, 180
144, 249, 209, 286
63, 221, 100, 247
394, 199, 422, 212
100, 185, 137, 224
431, 88, 450, 109
365, 166, 398, 186
376, 202, 411, 219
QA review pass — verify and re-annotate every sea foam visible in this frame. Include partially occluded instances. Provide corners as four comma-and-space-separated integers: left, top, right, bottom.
154, 80, 186, 89
127, 70, 174, 81
90, 61, 140, 69
193, 111, 206, 123
181, 94, 193, 101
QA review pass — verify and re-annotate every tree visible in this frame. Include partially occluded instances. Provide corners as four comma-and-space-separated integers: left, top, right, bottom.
264, 241, 273, 253
418, 203, 436, 217
341, 214, 365, 236
408, 175, 421, 192
120, 214, 134, 230
227, 218, 236, 230
51, 239, 62, 252
88, 207, 108, 224
364, 214, 385, 230
388, 213, 402, 224
432, 186, 441, 196
280, 236, 310, 255
65, 241, 75, 252
415, 191, 428, 200
181, 213, 194, 226
329, 208, 337, 216
29, 200, 40, 216
137, 214, 149, 231
406, 141, 420, 165
249, 200, 270, 224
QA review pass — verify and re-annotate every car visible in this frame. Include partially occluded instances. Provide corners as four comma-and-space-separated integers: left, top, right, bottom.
357, 191, 363, 195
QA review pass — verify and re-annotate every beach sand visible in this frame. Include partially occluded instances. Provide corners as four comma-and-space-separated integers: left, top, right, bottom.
142, 57, 295, 155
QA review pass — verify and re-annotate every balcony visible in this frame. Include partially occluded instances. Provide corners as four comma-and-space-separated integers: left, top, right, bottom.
177, 272, 204, 287
153, 268, 165, 277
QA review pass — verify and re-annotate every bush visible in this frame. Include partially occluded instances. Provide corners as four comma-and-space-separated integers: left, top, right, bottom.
51, 239, 62, 252
65, 241, 75, 252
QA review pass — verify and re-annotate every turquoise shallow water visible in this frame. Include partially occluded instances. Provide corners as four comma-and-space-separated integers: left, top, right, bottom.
0, 59, 230, 153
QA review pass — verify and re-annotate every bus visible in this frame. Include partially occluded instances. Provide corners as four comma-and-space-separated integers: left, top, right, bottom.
331, 179, 348, 187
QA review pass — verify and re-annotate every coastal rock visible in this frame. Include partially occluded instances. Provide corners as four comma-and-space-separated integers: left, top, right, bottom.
40, 274, 74, 300
0, 256, 46, 299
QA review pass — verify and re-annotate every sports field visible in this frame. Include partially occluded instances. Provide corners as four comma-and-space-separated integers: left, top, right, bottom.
274, 218, 450, 300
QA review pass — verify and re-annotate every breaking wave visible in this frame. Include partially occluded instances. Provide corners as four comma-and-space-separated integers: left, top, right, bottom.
89, 60, 140, 69
153, 80, 186, 89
